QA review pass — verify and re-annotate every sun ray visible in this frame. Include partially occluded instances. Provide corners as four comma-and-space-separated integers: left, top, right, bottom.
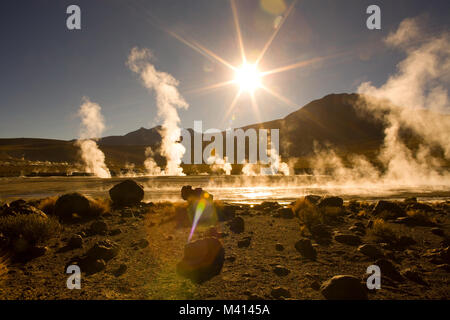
250, 91, 262, 124
184, 80, 236, 95
231, 0, 247, 64
260, 84, 297, 107
223, 89, 243, 122
261, 56, 326, 77
255, 0, 298, 66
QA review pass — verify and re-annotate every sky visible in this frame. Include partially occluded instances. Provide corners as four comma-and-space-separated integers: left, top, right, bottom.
0, 0, 449, 140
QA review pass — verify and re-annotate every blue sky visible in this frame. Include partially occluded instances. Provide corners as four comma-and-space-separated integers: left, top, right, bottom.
0, 0, 449, 139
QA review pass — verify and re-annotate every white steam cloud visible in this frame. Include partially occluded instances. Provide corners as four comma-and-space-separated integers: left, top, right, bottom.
314, 17, 450, 187
207, 155, 232, 175
127, 47, 188, 176
75, 98, 111, 178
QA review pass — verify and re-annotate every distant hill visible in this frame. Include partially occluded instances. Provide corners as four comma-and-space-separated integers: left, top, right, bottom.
0, 93, 389, 170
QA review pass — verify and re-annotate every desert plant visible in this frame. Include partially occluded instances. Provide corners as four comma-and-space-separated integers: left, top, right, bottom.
37, 196, 58, 215
406, 210, 436, 226
0, 214, 61, 247
88, 198, 111, 216
293, 198, 323, 229
367, 219, 398, 243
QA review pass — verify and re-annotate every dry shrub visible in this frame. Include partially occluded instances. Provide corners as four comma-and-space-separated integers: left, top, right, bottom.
88, 198, 111, 216
37, 196, 58, 215
367, 219, 398, 243
358, 209, 369, 218
407, 210, 436, 226
0, 214, 61, 246
293, 198, 323, 229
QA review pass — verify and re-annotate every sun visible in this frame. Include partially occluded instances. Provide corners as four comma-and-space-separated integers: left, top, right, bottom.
235, 63, 262, 92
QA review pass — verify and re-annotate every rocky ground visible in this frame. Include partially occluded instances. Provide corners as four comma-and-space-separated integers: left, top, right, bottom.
0, 181, 449, 300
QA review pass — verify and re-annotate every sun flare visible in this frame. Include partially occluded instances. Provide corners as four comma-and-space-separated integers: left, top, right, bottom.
235, 63, 262, 92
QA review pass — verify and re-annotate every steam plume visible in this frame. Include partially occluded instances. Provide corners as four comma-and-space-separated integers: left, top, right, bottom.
75, 98, 111, 178
127, 47, 188, 176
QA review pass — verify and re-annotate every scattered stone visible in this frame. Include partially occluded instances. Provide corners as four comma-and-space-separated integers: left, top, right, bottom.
334, 233, 362, 246
271, 287, 291, 299
217, 205, 237, 221
273, 265, 290, 276
109, 180, 144, 206
310, 224, 332, 241
275, 243, 284, 251
121, 209, 134, 218
237, 237, 251, 248
137, 239, 149, 249
375, 258, 403, 281
181, 186, 213, 202
54, 193, 91, 222
77, 257, 106, 275
109, 228, 122, 236
401, 268, 427, 285
320, 275, 368, 300
372, 200, 405, 219
318, 196, 343, 208
176, 238, 225, 283
295, 238, 317, 260
67, 235, 83, 249
276, 208, 294, 219
86, 240, 119, 261
397, 235, 416, 247
431, 228, 445, 237
4, 201, 48, 219
89, 221, 108, 235
228, 217, 245, 234
113, 264, 127, 277
357, 244, 383, 258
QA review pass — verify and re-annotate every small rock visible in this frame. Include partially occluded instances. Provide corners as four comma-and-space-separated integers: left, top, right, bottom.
273, 265, 290, 276
320, 275, 368, 300
375, 258, 403, 281
358, 244, 383, 258
277, 208, 294, 219
67, 235, 83, 249
334, 233, 362, 246
401, 268, 427, 285
275, 243, 284, 251
176, 238, 224, 283
237, 237, 251, 248
228, 217, 245, 234
113, 264, 127, 277
295, 238, 317, 260
89, 221, 108, 235
318, 197, 343, 208
271, 287, 291, 299
431, 228, 445, 237
109, 228, 122, 236
86, 240, 119, 261
372, 200, 405, 219
136, 239, 149, 249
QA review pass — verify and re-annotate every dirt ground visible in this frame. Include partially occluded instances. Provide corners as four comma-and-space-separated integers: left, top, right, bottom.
0, 198, 449, 300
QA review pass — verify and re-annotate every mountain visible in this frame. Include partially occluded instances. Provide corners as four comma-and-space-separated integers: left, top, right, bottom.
0, 93, 386, 170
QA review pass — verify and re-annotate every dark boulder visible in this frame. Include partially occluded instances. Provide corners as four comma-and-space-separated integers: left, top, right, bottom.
320, 275, 368, 300
334, 233, 362, 246
181, 186, 213, 202
318, 197, 343, 208
176, 238, 225, 283
372, 200, 405, 219
54, 193, 91, 222
109, 180, 144, 206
